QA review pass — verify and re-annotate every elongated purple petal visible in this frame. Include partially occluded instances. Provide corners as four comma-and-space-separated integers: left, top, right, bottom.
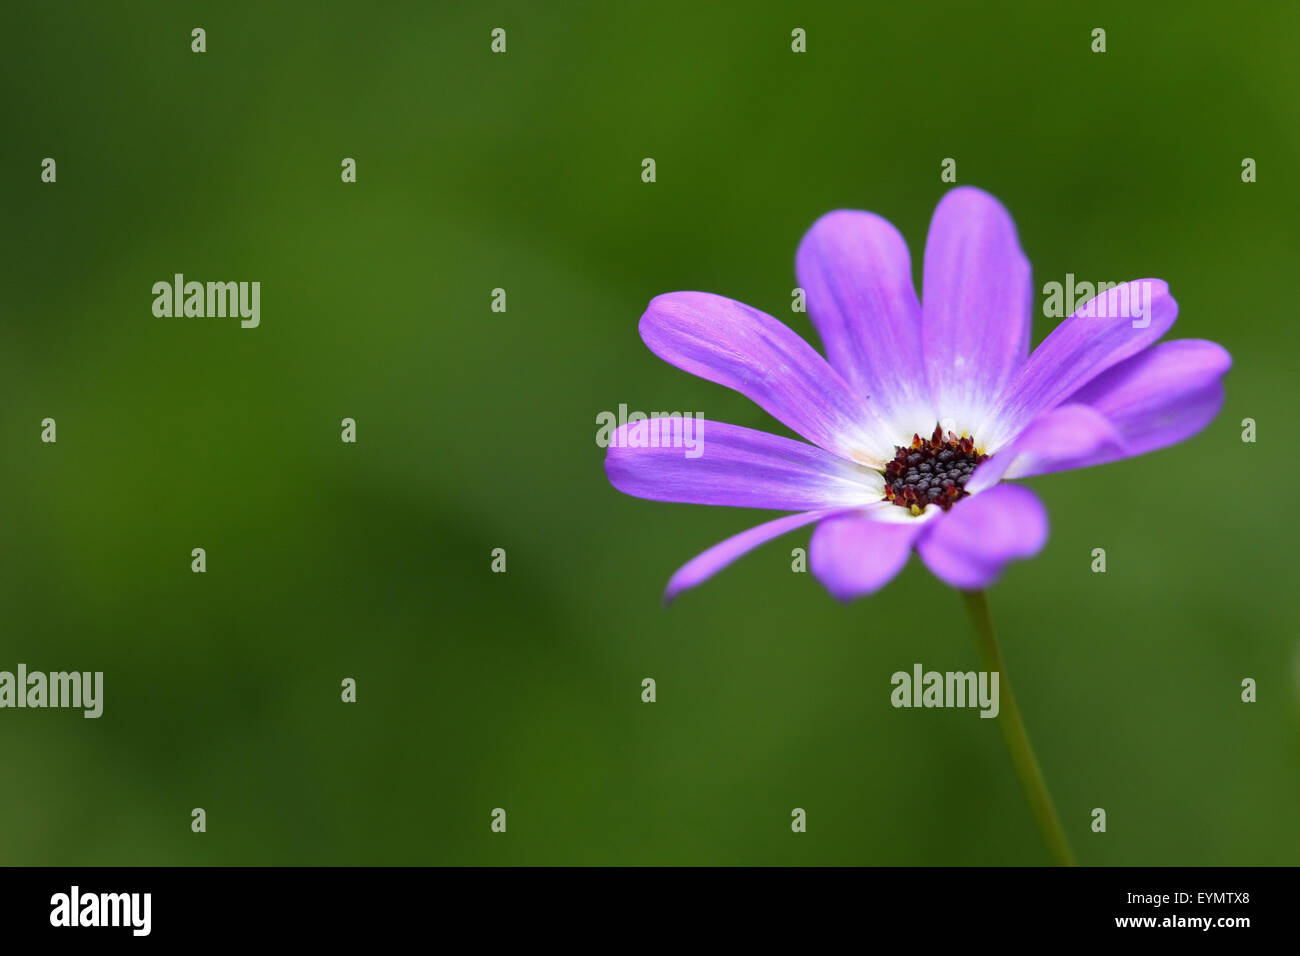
916, 485, 1047, 589
810, 510, 924, 601
922, 187, 1032, 432
605, 418, 884, 510
966, 404, 1125, 492
795, 210, 935, 442
665, 509, 841, 603
639, 292, 888, 464
984, 279, 1178, 449
1049, 339, 1231, 468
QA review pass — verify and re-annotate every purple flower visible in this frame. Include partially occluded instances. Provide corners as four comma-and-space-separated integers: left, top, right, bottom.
605, 187, 1231, 602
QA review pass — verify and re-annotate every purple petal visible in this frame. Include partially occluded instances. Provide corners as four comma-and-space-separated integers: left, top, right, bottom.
605, 418, 884, 510
1053, 339, 1231, 468
639, 292, 888, 464
966, 404, 1125, 493
984, 279, 1178, 449
809, 510, 925, 601
665, 509, 840, 603
795, 210, 935, 441
916, 485, 1048, 589
922, 186, 1032, 432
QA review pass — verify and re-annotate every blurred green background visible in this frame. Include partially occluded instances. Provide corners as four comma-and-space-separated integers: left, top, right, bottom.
1, 0, 1296, 865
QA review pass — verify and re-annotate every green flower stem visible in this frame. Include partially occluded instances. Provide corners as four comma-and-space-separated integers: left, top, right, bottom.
962, 588, 1076, 867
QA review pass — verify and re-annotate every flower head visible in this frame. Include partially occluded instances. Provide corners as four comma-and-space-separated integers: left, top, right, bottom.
605, 187, 1231, 601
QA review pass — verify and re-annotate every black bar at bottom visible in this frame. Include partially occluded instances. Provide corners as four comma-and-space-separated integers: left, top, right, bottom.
0, 866, 1283, 941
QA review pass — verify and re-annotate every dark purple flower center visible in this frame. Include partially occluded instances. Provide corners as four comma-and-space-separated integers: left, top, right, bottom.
883, 425, 988, 513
